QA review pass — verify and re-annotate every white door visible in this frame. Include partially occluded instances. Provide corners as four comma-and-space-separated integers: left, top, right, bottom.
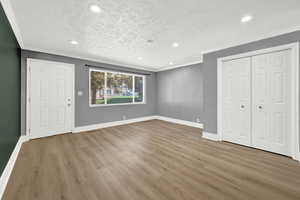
28, 59, 74, 139
222, 57, 251, 146
252, 50, 291, 156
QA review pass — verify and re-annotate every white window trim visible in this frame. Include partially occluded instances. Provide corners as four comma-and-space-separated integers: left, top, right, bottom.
89, 68, 146, 107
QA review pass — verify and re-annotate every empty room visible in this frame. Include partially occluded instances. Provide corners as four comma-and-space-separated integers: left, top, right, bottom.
1, 0, 300, 199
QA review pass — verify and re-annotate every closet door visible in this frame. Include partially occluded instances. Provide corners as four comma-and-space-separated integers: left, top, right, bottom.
222, 57, 251, 146
252, 50, 291, 156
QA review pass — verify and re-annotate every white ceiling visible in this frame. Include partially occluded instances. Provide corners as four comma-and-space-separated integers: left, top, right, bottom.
8, 0, 300, 71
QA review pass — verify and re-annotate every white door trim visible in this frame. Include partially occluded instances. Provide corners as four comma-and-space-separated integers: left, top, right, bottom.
217, 42, 299, 161
26, 58, 75, 139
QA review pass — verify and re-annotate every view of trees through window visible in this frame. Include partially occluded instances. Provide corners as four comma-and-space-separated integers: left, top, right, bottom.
107, 73, 133, 104
90, 71, 105, 104
90, 70, 145, 105
134, 76, 143, 102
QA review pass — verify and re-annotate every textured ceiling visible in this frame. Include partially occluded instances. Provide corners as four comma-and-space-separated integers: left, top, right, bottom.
10, 0, 300, 70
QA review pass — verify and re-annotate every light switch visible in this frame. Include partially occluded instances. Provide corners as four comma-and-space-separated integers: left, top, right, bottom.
77, 91, 83, 96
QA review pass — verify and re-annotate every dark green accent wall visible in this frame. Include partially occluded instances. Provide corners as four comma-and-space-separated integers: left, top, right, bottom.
0, 3, 21, 176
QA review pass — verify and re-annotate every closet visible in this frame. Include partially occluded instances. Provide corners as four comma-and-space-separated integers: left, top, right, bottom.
219, 45, 297, 157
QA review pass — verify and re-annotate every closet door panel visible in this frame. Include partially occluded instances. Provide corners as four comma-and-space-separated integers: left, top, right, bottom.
252, 50, 291, 156
222, 57, 251, 146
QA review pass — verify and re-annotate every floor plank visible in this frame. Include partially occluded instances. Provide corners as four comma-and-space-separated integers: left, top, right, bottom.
3, 120, 300, 200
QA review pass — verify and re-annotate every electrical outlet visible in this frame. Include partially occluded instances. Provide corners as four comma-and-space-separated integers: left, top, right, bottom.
196, 118, 201, 123
122, 115, 127, 120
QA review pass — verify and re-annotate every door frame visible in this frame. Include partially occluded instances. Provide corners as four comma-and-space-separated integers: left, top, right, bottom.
217, 42, 299, 161
26, 58, 75, 139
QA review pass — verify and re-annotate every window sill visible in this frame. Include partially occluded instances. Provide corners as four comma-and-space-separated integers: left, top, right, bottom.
89, 102, 146, 108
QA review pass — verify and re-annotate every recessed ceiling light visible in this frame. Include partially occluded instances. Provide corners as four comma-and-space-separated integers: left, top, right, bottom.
70, 40, 78, 45
90, 4, 102, 13
138, 57, 143, 60
172, 42, 179, 48
147, 39, 154, 43
169, 62, 174, 65
241, 15, 253, 23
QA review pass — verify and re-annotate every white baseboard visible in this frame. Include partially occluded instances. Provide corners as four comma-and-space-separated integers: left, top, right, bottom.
155, 116, 204, 129
73, 115, 204, 133
296, 152, 300, 162
73, 116, 157, 133
202, 132, 220, 141
0, 136, 27, 199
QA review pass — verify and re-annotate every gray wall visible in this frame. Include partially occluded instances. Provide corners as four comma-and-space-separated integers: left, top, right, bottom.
157, 30, 300, 135
157, 64, 204, 122
21, 50, 157, 135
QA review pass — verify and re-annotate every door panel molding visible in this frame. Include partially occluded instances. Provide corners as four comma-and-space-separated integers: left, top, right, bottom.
26, 58, 75, 139
252, 50, 291, 156
217, 42, 299, 160
222, 57, 251, 146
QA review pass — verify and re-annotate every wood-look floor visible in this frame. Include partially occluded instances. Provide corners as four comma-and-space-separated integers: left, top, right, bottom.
3, 120, 300, 200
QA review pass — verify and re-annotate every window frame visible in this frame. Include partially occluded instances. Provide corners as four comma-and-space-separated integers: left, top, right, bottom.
89, 68, 146, 107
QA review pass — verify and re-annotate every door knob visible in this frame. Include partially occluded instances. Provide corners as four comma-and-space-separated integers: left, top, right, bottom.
241, 105, 245, 108
258, 105, 263, 109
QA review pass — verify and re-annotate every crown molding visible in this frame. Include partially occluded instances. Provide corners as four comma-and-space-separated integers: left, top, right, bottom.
24, 46, 158, 72
158, 27, 300, 72
157, 56, 204, 72
201, 26, 300, 55
0, 0, 24, 48
2, 0, 300, 73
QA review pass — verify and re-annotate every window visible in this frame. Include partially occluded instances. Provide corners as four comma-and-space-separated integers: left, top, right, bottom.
90, 69, 145, 106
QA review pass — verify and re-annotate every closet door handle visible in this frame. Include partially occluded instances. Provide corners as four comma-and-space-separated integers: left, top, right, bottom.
241, 105, 245, 109
258, 105, 263, 109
